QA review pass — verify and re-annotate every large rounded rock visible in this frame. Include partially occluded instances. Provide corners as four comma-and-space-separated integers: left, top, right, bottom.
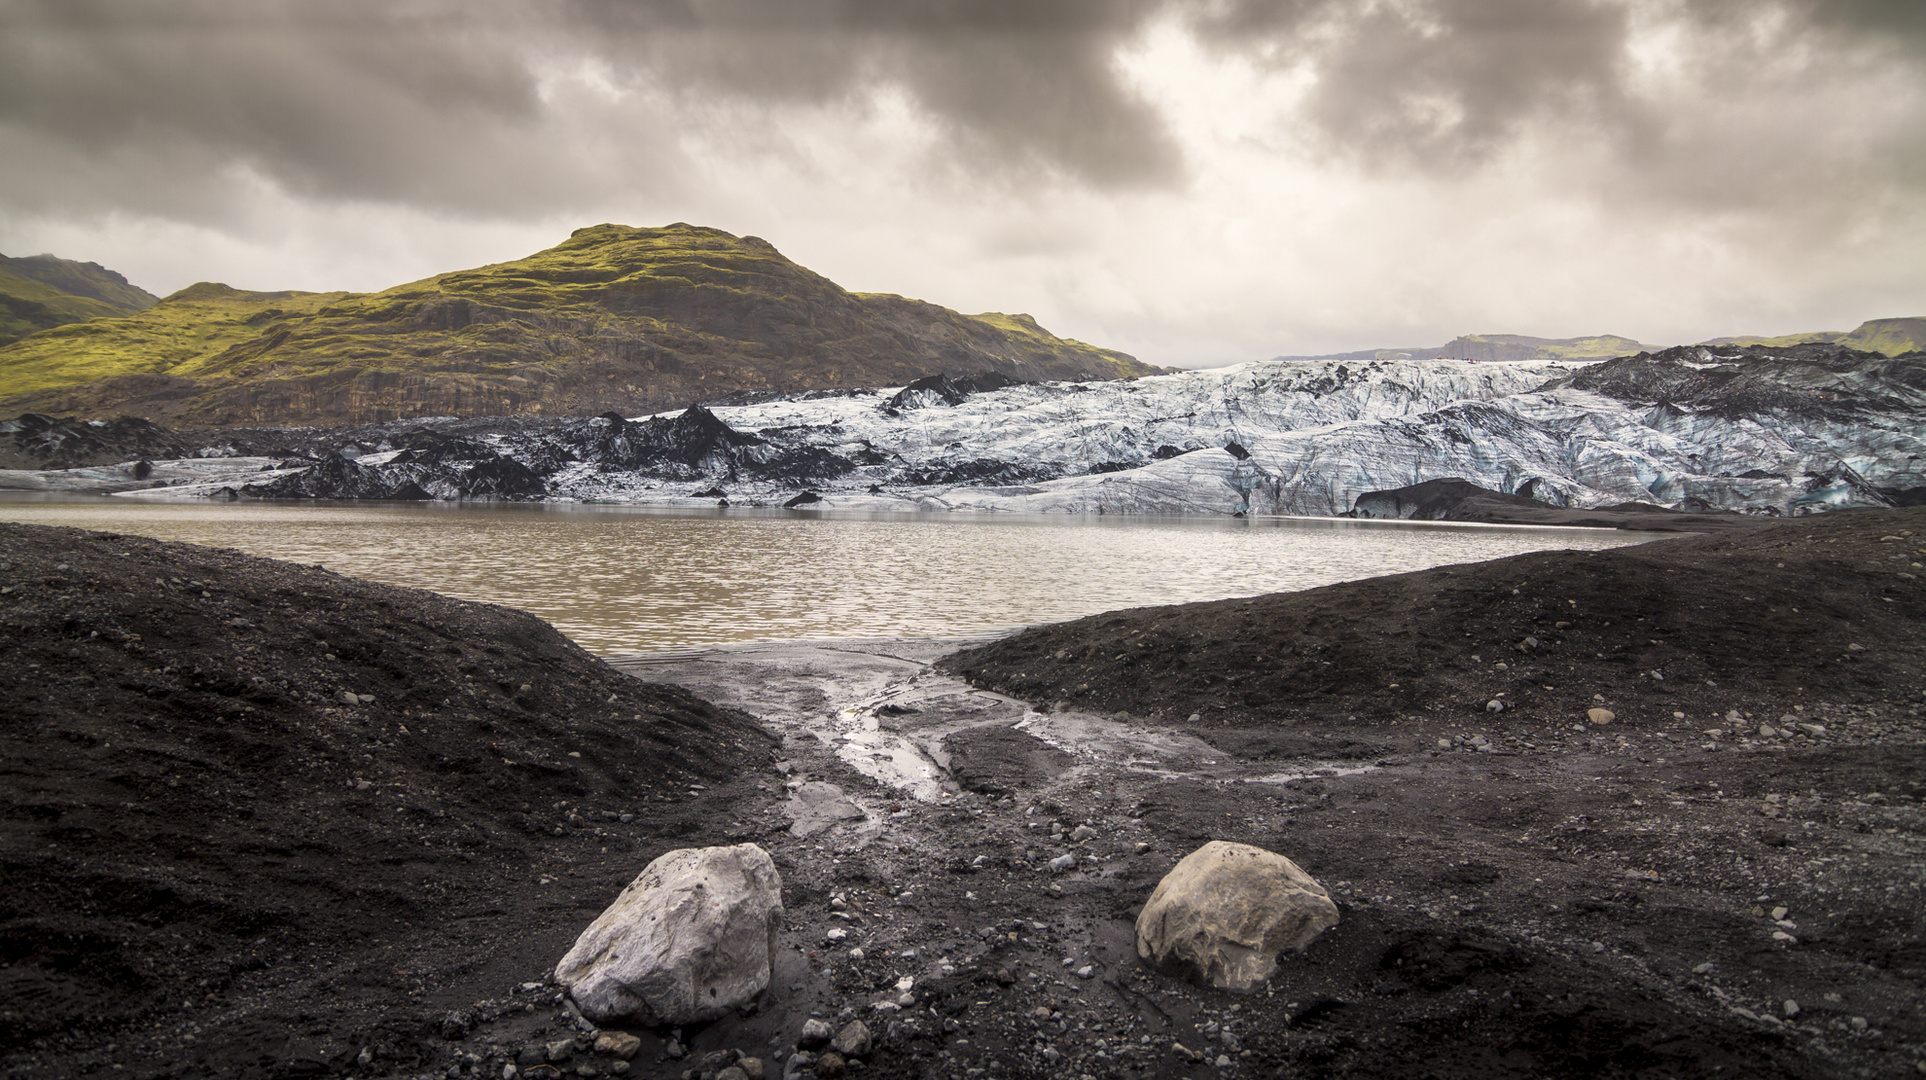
1135, 840, 1339, 991
555, 843, 784, 1025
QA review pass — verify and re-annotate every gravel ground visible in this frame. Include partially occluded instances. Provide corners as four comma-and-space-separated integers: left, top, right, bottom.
3, 508, 1923, 1080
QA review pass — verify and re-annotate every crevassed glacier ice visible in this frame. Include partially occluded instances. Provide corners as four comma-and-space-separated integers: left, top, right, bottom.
93, 346, 1926, 517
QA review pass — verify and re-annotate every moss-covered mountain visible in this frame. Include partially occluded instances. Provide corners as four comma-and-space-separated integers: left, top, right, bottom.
0, 254, 159, 347
1702, 317, 1926, 354
0, 224, 1156, 426
1437, 333, 1656, 362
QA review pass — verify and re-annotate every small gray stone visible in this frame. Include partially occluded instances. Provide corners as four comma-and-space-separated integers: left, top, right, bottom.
440, 1009, 476, 1040
814, 1051, 847, 1078
799, 1018, 833, 1049
592, 1032, 641, 1059
830, 1019, 872, 1058
1048, 853, 1077, 873
1069, 825, 1097, 841
546, 1039, 576, 1063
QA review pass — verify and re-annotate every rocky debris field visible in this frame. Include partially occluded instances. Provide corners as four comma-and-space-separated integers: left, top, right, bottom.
3, 508, 1925, 1080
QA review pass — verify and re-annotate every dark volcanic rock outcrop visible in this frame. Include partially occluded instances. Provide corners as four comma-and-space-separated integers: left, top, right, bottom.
1352, 478, 1546, 520
560, 406, 763, 473
251, 438, 548, 501
1541, 343, 1926, 422
0, 413, 189, 470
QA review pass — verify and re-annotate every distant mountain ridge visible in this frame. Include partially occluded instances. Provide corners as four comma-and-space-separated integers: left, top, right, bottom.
0, 254, 158, 347
1274, 319, 1925, 366
1703, 317, 1926, 355
0, 224, 1157, 427
1272, 332, 1663, 366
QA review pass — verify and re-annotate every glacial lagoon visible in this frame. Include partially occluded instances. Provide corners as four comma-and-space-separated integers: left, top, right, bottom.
0, 497, 1648, 655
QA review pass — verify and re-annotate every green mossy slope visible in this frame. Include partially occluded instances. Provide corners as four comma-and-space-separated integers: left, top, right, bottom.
1838, 317, 1926, 355
0, 224, 1155, 426
1439, 333, 1655, 362
1709, 317, 1925, 355
0, 254, 159, 347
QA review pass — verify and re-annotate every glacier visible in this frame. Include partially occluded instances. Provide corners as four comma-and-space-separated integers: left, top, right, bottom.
10, 344, 1921, 519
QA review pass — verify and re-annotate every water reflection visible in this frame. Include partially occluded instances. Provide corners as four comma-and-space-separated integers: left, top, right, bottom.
0, 498, 1647, 655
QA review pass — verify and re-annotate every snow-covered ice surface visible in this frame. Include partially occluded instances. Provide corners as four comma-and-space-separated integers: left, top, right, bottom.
27, 346, 1926, 517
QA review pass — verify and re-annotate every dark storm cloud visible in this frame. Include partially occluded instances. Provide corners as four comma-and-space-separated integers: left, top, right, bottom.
1191, 0, 1925, 179
556, 0, 1182, 186
1188, 0, 1635, 169
0, 0, 1921, 223
0, 0, 1182, 221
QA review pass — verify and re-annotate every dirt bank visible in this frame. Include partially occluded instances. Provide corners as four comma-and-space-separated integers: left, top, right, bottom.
0, 524, 778, 1078
944, 507, 1926, 728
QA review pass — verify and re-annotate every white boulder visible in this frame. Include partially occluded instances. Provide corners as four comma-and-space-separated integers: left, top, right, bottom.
1135, 840, 1339, 991
555, 843, 784, 1025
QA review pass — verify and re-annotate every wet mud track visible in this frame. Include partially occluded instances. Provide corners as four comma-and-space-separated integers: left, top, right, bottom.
606, 632, 1925, 1080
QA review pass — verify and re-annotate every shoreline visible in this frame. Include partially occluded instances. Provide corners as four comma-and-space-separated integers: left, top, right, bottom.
3, 476, 1749, 535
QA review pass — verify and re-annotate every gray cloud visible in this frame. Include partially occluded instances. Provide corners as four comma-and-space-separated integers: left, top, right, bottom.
1192, 0, 1924, 196
1, 0, 1921, 365
2, 0, 1921, 223
0, 0, 1184, 223
1189, 0, 1635, 170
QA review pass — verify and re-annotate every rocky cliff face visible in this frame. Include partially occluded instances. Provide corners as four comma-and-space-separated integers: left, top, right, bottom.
0, 224, 1156, 426
17, 343, 1919, 520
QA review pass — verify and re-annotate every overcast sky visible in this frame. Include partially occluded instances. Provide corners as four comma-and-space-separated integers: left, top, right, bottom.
2, 0, 1922, 368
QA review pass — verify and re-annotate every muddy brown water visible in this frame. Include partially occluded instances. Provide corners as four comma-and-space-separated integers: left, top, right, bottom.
0, 497, 1643, 654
